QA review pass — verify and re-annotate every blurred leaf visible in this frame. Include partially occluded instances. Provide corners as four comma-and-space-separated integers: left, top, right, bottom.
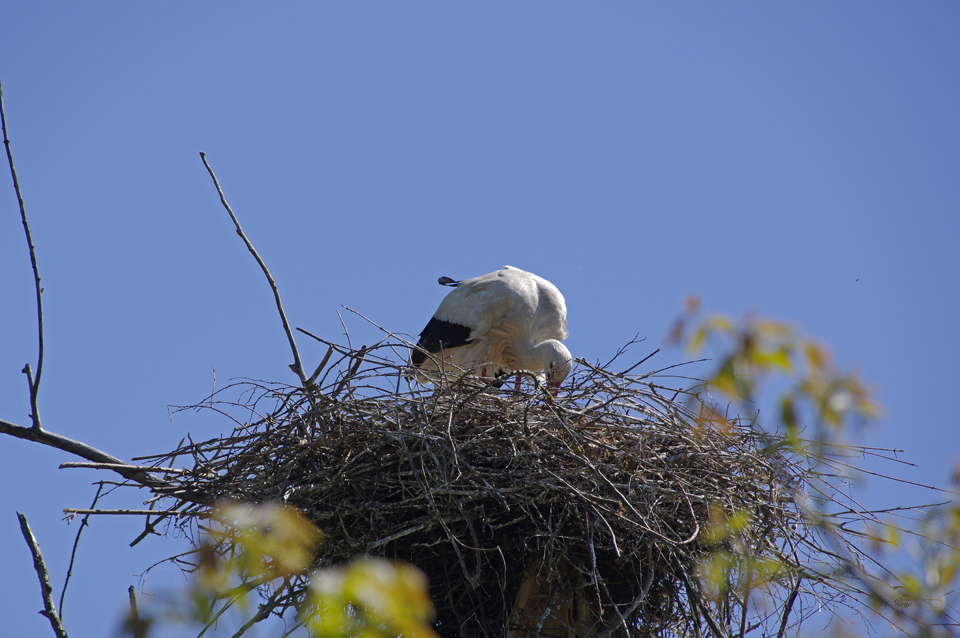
754, 319, 793, 339
803, 341, 833, 377
709, 357, 742, 398
696, 403, 733, 435
704, 313, 736, 336
212, 502, 323, 581
780, 396, 797, 430
307, 558, 438, 638
751, 345, 792, 372
688, 325, 709, 354
704, 503, 754, 545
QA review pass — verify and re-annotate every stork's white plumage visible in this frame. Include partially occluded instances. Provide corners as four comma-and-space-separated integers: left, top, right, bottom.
410, 266, 572, 391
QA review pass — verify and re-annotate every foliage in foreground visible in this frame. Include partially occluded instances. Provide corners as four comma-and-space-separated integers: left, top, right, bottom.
672, 297, 960, 637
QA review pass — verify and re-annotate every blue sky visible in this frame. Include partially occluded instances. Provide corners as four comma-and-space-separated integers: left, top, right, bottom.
1, 4, 958, 636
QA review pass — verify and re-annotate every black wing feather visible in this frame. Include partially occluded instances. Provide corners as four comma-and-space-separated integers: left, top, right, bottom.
411, 318, 474, 366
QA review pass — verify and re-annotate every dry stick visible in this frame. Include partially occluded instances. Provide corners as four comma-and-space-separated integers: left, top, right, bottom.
1, 82, 45, 431
59, 462, 188, 475
129, 512, 167, 548
688, 577, 729, 638
307, 345, 334, 386
0, 417, 204, 499
59, 483, 103, 620
736, 553, 752, 638
776, 576, 802, 638
17, 513, 68, 638
336, 308, 353, 350
199, 575, 282, 638
198, 152, 309, 390
63, 508, 199, 516
341, 305, 420, 350
61, 461, 146, 475
229, 596, 276, 638
594, 564, 655, 638
130, 443, 194, 548
331, 346, 367, 399
794, 497, 929, 633
618, 348, 660, 377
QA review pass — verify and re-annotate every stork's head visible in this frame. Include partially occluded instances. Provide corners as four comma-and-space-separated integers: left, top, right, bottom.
540, 340, 573, 393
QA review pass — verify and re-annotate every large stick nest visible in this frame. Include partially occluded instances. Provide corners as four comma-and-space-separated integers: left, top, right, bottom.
141, 338, 844, 637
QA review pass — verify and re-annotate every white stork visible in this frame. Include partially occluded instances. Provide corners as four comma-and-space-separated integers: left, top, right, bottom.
409, 266, 572, 392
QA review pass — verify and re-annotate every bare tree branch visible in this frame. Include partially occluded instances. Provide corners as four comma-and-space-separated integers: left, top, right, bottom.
1, 81, 45, 430
198, 152, 309, 389
17, 512, 68, 638
1, 418, 126, 465
0, 418, 208, 502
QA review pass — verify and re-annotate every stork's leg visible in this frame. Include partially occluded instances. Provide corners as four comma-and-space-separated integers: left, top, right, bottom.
514, 374, 522, 393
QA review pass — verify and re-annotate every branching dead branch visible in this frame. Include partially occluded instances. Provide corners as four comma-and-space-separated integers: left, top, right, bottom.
1, 80, 45, 431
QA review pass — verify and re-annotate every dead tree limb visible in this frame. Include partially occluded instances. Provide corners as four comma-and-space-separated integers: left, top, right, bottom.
0, 418, 208, 502
17, 512, 69, 638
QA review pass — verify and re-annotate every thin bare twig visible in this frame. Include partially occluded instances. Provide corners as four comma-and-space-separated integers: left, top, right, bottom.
1, 82, 45, 430
776, 577, 802, 638
17, 512, 68, 638
336, 308, 352, 350
63, 508, 199, 517
737, 555, 752, 638
198, 152, 308, 389
59, 484, 104, 619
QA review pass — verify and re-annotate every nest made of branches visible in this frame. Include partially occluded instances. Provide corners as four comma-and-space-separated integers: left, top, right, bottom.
136, 338, 860, 638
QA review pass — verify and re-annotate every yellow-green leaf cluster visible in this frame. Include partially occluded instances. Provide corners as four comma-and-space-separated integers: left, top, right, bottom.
209, 501, 324, 582
699, 503, 789, 599
188, 503, 438, 638
672, 298, 879, 437
306, 558, 438, 638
